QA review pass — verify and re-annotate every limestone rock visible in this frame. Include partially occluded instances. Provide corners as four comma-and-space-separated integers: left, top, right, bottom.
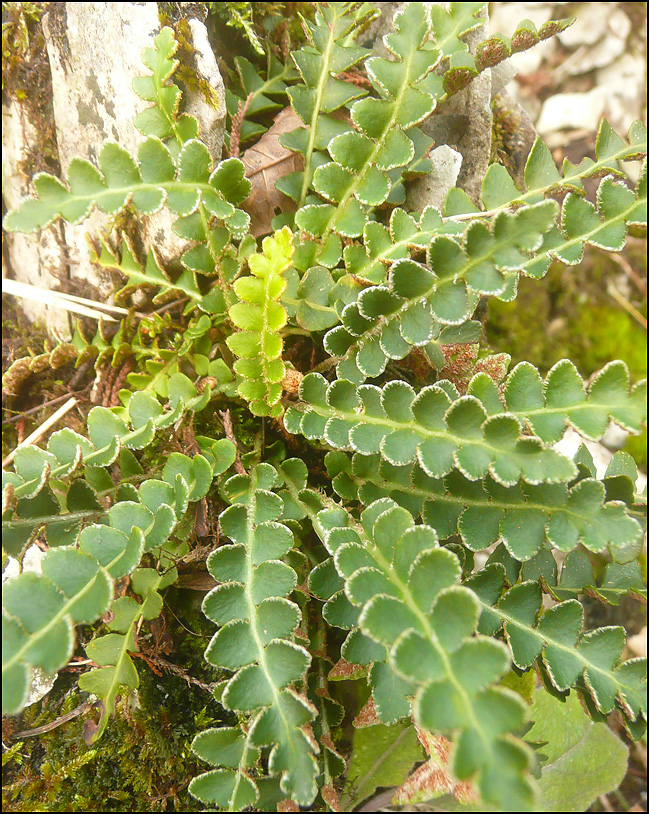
419, 3, 493, 205
405, 145, 463, 213
2, 2, 226, 338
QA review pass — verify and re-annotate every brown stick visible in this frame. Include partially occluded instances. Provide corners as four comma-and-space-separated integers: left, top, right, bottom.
219, 408, 246, 474
229, 92, 253, 159
10, 700, 96, 740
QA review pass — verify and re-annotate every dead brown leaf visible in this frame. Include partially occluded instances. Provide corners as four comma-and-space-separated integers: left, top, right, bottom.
392, 728, 478, 806
352, 696, 381, 728
241, 107, 304, 237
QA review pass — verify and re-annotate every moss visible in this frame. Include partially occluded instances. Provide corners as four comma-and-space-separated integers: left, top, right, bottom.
2, 603, 228, 813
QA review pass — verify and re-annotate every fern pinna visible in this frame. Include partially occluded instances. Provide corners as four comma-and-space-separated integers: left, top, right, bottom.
2, 5, 647, 813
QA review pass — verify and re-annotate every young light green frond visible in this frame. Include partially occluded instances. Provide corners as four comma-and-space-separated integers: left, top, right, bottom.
192, 464, 319, 809
226, 226, 294, 416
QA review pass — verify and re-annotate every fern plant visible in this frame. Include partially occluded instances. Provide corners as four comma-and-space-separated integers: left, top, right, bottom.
2, 5, 647, 813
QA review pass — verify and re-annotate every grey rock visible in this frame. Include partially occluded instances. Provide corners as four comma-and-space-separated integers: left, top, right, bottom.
2, 98, 70, 337
2, 2, 226, 338
419, 3, 493, 205
490, 60, 518, 98
406, 145, 463, 213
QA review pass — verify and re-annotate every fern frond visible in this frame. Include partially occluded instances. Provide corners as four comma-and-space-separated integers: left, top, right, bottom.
323, 165, 646, 383
278, 1, 377, 208
323, 200, 557, 382
467, 564, 647, 730
226, 226, 294, 416
132, 26, 200, 152
2, 447, 224, 715
541, 549, 647, 604
474, 359, 647, 442
441, 15, 574, 95
481, 119, 647, 211
294, 3, 485, 256
78, 565, 178, 743
190, 464, 318, 809
2, 139, 250, 239
2, 377, 211, 503
325, 450, 643, 563
519, 163, 647, 280
225, 54, 291, 146
92, 236, 204, 302
285, 360, 645, 479
340, 205, 464, 286
305, 496, 537, 812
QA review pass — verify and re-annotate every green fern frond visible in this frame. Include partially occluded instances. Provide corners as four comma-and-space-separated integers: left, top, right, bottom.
190, 464, 319, 810
305, 496, 537, 812
2, 446, 227, 715
325, 449, 643, 563
284, 362, 645, 485
467, 563, 647, 732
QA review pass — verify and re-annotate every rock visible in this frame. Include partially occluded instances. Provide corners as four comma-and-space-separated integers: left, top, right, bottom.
554, 5, 632, 76
490, 60, 518, 98
2, 2, 226, 339
419, 4, 493, 205
2, 98, 70, 338
536, 87, 609, 139
595, 52, 646, 136
40, 2, 166, 318
557, 2, 623, 48
405, 145, 462, 213
492, 90, 538, 189
181, 18, 227, 159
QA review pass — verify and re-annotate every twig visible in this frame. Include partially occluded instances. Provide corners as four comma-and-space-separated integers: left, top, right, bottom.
137, 651, 219, 692
152, 296, 191, 315
608, 283, 647, 329
9, 701, 95, 740
2, 397, 78, 468
245, 153, 299, 178
443, 204, 507, 223
229, 92, 253, 159
219, 408, 246, 474
3, 279, 118, 322
604, 249, 647, 295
